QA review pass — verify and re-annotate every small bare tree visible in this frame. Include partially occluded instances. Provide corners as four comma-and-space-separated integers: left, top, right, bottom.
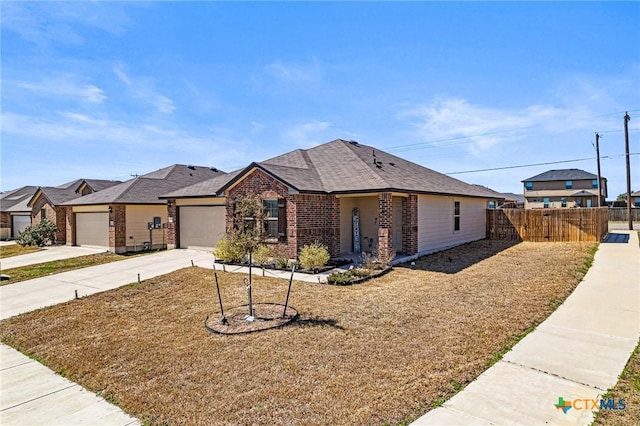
228, 195, 267, 317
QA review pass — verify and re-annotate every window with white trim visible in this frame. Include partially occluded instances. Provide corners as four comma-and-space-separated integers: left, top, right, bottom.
453, 201, 460, 232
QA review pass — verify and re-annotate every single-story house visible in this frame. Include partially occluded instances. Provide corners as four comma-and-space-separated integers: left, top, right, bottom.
62, 164, 225, 253
0, 186, 38, 240
522, 169, 607, 209
28, 179, 121, 244
162, 139, 502, 260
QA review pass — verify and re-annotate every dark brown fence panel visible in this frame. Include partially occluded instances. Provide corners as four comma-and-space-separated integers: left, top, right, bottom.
487, 208, 609, 242
609, 208, 640, 222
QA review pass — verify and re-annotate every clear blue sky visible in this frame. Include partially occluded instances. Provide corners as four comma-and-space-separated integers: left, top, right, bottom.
2, 1, 639, 197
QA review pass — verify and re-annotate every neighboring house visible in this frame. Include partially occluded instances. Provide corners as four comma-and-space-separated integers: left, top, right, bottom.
0, 186, 38, 240
28, 179, 121, 244
162, 139, 501, 260
472, 185, 524, 209
62, 165, 225, 253
522, 169, 607, 209
630, 191, 640, 208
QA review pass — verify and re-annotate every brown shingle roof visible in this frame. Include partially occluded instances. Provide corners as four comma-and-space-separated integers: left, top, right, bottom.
63, 165, 225, 205
168, 140, 500, 199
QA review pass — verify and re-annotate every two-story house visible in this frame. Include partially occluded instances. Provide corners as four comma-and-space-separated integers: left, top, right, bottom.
522, 169, 607, 209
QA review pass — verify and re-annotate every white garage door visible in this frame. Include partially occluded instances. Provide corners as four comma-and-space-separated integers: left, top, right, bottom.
75, 212, 109, 248
12, 215, 31, 238
179, 206, 226, 250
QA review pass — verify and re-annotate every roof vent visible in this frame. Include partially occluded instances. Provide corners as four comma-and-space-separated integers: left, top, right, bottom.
348, 140, 359, 146
210, 167, 219, 172
389, 162, 395, 167
187, 165, 196, 170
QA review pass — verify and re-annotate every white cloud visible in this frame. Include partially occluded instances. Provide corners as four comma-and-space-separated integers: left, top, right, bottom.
0, 2, 134, 46
266, 58, 322, 83
14, 78, 106, 104
283, 120, 333, 148
113, 66, 176, 114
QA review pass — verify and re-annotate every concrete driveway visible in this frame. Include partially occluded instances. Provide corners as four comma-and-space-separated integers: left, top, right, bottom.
1, 249, 214, 320
1, 245, 106, 270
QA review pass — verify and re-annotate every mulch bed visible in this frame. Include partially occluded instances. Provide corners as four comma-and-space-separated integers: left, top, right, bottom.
205, 303, 298, 334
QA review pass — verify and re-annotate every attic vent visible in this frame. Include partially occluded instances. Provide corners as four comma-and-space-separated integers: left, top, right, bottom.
348, 140, 359, 146
187, 165, 196, 170
210, 167, 218, 172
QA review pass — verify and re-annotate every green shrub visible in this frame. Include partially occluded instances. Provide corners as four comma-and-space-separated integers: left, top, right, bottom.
351, 268, 372, 278
252, 244, 272, 265
298, 242, 330, 271
213, 237, 245, 263
327, 271, 353, 285
17, 218, 57, 247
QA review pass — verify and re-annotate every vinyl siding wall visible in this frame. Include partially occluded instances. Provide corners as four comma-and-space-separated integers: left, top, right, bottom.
417, 195, 486, 254
125, 205, 167, 250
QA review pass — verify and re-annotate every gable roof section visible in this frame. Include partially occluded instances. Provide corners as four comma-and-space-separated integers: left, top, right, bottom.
76, 179, 122, 193
0, 186, 38, 213
28, 179, 122, 208
258, 140, 498, 197
522, 169, 602, 182
160, 169, 240, 199
64, 165, 225, 205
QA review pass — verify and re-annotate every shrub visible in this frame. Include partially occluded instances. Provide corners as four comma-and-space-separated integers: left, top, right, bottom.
298, 242, 330, 271
252, 244, 272, 266
327, 271, 353, 285
17, 218, 57, 247
213, 237, 245, 263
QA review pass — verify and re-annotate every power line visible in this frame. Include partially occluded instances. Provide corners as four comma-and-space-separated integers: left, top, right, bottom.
446, 153, 640, 175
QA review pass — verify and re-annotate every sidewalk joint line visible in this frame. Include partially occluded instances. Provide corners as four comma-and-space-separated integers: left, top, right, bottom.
0, 383, 78, 412
502, 360, 606, 391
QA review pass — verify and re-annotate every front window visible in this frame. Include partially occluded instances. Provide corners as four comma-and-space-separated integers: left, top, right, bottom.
525, 181, 533, 190
561, 198, 567, 208
263, 199, 278, 238
488, 201, 496, 209
592, 179, 598, 189
543, 197, 550, 208
565, 180, 573, 189
41, 209, 46, 220
453, 201, 460, 231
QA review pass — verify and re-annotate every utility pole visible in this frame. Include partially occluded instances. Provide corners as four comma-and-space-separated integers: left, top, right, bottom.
595, 133, 602, 207
624, 112, 632, 230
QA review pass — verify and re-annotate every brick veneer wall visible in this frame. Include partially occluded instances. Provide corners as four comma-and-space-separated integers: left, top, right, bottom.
65, 208, 75, 245
31, 198, 67, 244
166, 200, 178, 249
109, 205, 126, 253
292, 193, 340, 257
226, 169, 341, 259
377, 192, 393, 261
402, 194, 418, 255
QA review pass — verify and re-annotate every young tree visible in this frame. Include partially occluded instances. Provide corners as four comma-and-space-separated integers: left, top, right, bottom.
229, 195, 268, 317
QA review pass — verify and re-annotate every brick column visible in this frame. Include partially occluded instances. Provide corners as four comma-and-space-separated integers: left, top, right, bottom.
66, 208, 75, 246
402, 194, 418, 255
378, 192, 393, 261
166, 200, 177, 250
109, 205, 126, 254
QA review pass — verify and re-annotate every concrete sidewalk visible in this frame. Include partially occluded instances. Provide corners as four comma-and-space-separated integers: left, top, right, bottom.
414, 230, 640, 425
1, 345, 139, 426
1, 245, 106, 270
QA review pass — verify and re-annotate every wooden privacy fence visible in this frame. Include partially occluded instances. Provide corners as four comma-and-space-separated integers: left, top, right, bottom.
609, 208, 640, 222
487, 208, 609, 242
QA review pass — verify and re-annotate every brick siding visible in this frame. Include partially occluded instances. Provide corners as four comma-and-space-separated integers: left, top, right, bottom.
377, 192, 394, 260
109, 205, 126, 253
166, 200, 178, 249
30, 198, 67, 244
402, 194, 418, 255
226, 169, 341, 258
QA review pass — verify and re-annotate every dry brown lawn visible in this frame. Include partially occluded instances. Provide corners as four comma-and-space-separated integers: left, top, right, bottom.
0, 240, 597, 426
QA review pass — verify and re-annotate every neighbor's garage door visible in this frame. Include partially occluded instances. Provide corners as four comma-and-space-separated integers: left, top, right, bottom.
12, 215, 31, 238
179, 206, 226, 250
75, 212, 109, 248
